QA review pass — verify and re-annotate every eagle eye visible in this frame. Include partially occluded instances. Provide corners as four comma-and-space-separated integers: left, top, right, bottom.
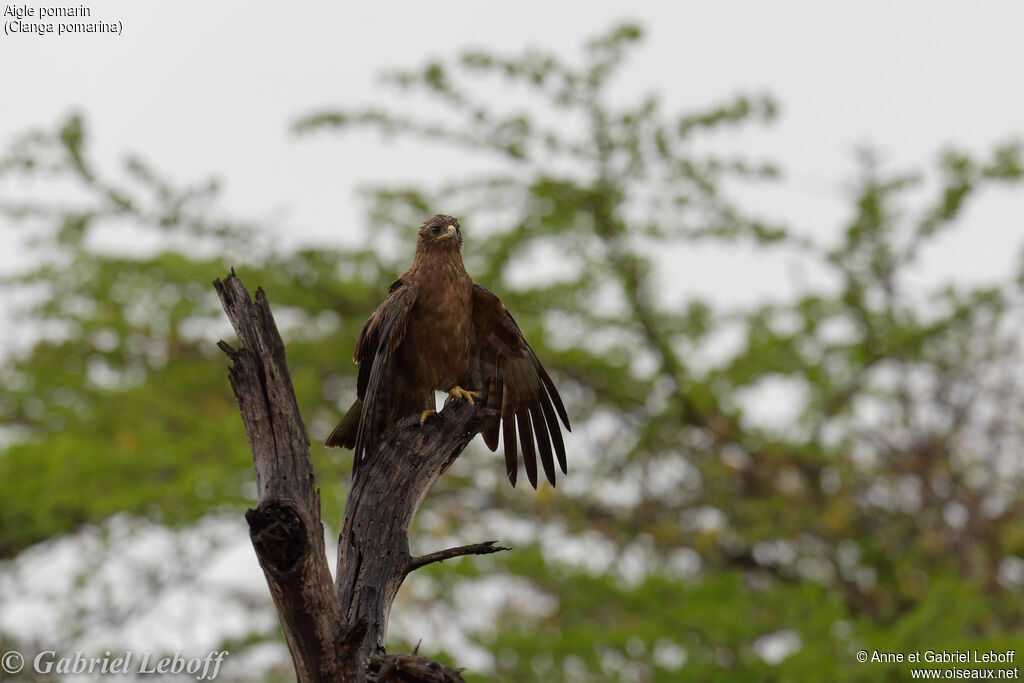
431, 224, 442, 234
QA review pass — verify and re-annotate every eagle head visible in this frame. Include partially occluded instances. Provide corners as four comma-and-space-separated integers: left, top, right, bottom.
417, 214, 462, 249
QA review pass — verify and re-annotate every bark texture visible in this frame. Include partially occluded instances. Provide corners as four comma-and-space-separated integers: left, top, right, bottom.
214, 271, 502, 682
336, 409, 505, 662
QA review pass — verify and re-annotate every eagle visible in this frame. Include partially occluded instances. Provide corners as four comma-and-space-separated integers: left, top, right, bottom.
326, 214, 571, 488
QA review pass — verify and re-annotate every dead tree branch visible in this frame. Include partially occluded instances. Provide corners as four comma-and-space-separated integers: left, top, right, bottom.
407, 541, 508, 573
215, 270, 501, 682
335, 407, 501, 663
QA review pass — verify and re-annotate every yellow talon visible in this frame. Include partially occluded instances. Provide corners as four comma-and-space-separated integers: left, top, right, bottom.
445, 385, 479, 406
420, 409, 437, 424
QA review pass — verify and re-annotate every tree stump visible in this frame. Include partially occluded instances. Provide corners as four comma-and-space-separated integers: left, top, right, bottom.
214, 271, 506, 682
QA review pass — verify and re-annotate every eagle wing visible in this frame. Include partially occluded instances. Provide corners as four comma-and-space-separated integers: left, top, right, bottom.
470, 284, 570, 488
335, 279, 419, 474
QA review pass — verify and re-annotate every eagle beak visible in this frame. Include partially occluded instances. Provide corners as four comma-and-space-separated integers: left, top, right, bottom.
438, 225, 456, 240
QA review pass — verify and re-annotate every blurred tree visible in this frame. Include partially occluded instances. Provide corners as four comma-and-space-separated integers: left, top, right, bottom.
1, 21, 1023, 682
0, 115, 399, 556
294, 22, 1024, 681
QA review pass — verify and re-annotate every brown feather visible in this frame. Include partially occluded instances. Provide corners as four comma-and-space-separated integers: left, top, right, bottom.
540, 395, 567, 474
517, 410, 537, 489
326, 398, 362, 448
326, 214, 570, 489
471, 283, 571, 488
530, 399, 556, 487
502, 397, 518, 487
481, 374, 503, 451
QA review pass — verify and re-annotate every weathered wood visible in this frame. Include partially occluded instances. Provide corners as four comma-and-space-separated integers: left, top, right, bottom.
215, 270, 500, 682
368, 653, 467, 682
408, 541, 508, 573
215, 271, 357, 682
336, 406, 504, 662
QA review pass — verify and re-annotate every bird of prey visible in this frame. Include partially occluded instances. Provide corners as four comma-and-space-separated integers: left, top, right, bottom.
326, 214, 570, 488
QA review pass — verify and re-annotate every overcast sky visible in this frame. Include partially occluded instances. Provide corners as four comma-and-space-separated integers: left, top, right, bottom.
2, 0, 1023, 317
2, 3, 1023, 670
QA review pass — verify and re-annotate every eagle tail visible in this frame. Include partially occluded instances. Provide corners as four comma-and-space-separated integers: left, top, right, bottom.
326, 399, 362, 449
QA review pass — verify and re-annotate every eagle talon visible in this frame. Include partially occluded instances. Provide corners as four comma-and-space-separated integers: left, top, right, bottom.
445, 386, 479, 407
419, 409, 437, 424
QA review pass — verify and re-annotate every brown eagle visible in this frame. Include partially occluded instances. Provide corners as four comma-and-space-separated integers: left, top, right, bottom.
326, 214, 570, 488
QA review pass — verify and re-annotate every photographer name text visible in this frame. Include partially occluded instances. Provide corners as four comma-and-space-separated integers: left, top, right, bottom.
866, 649, 1016, 664
32, 650, 228, 680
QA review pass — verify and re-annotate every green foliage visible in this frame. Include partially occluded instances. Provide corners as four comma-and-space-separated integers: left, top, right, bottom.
292, 21, 1024, 679
2, 21, 1024, 681
0, 119, 394, 554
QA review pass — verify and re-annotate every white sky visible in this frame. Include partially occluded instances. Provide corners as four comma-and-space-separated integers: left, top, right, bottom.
2, 1, 1022, 299
1, 3, 1023, 672
1, 1, 1022, 406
